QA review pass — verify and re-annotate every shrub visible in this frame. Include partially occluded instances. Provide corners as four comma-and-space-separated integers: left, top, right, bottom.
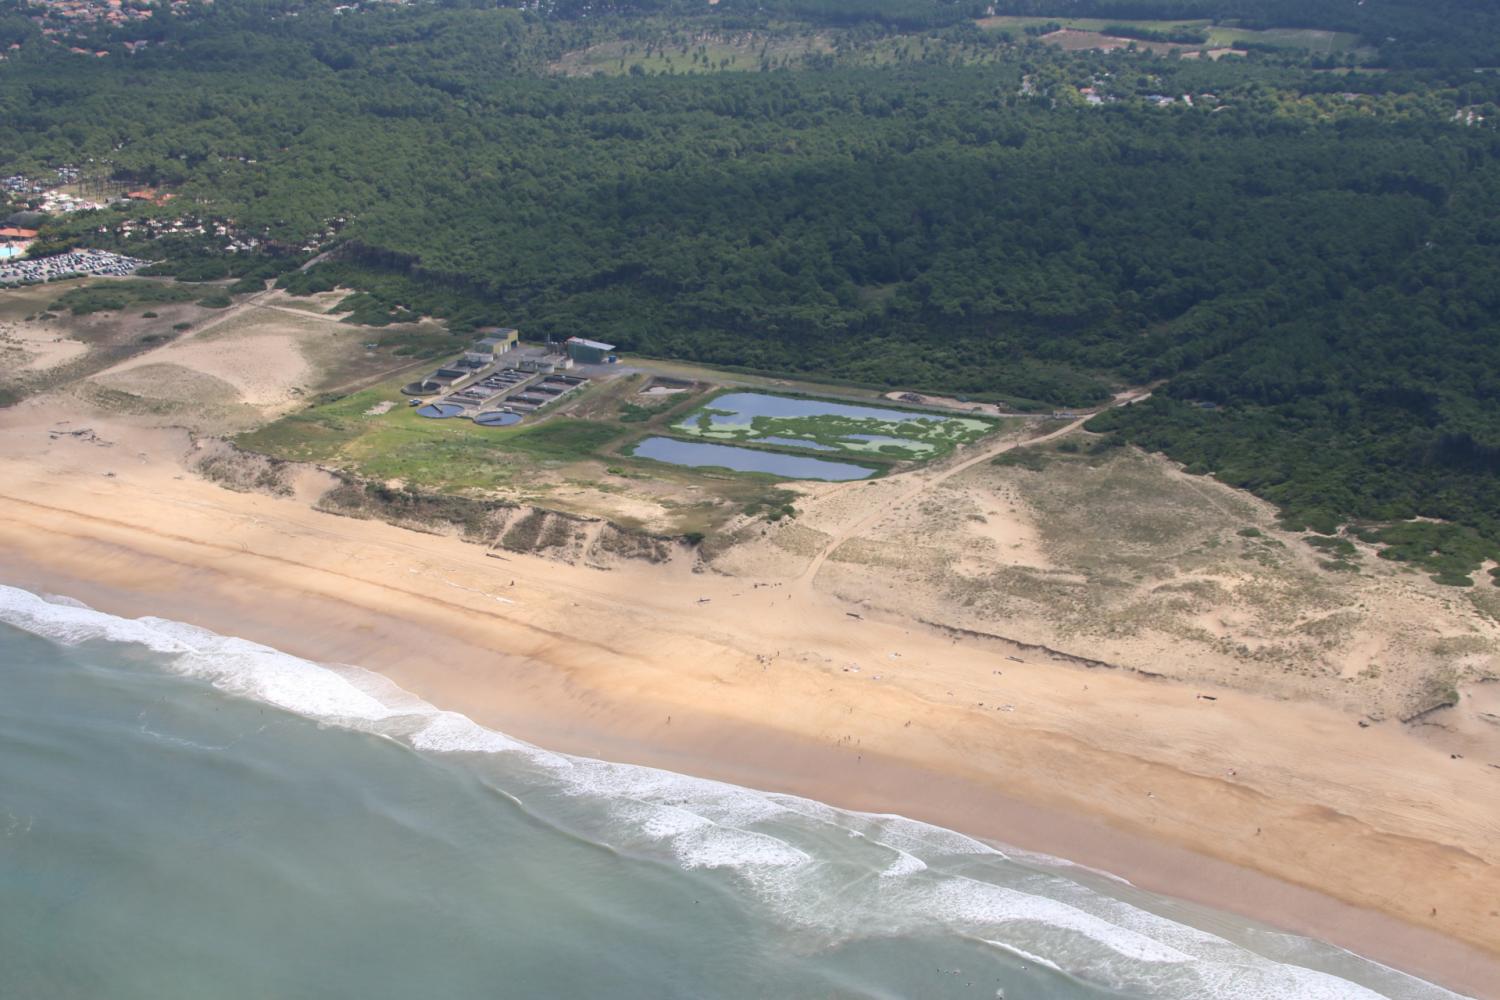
228, 276, 267, 295
993, 449, 1049, 471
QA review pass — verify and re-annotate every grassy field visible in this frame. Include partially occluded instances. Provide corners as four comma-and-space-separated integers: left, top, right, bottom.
235, 368, 1001, 535
237, 379, 627, 491
1204, 26, 1365, 54
50, 280, 200, 316
550, 31, 834, 76
976, 15, 1212, 34
550, 26, 1019, 77
976, 15, 1364, 54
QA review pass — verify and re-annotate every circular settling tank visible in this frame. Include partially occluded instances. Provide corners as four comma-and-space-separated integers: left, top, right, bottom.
416, 403, 465, 419
474, 411, 522, 427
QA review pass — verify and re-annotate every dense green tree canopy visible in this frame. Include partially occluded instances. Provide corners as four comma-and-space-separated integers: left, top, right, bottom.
3, 0, 1500, 577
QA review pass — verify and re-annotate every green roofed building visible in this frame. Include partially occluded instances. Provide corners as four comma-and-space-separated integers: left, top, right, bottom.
565, 337, 615, 365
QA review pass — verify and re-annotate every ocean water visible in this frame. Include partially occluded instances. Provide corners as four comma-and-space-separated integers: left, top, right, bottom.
0, 584, 1468, 1000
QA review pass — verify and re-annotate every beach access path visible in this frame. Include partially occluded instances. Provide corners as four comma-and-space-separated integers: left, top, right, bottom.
795, 389, 1151, 592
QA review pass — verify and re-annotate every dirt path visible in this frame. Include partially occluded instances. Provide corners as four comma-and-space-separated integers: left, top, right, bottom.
89, 252, 340, 382
257, 302, 349, 323
794, 390, 1150, 592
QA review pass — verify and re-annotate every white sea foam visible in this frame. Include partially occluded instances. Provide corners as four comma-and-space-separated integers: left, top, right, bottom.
0, 583, 1470, 1000
917, 877, 1196, 965
1007, 845, 1135, 885
40, 593, 90, 609
0, 588, 399, 723
858, 812, 1005, 859
982, 939, 1064, 973
411, 711, 529, 755
879, 851, 928, 879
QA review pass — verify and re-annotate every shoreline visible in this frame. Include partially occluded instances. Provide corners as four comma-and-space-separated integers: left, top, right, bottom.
0, 428, 1497, 996
7, 552, 1495, 998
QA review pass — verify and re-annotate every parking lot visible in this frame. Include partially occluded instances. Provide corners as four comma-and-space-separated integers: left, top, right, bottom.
0, 248, 149, 286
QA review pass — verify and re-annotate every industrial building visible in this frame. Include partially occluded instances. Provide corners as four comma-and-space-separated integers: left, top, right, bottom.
479, 328, 519, 352
520, 355, 572, 374
465, 329, 519, 363
564, 337, 615, 365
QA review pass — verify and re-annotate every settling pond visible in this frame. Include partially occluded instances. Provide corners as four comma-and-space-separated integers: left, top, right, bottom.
416, 402, 465, 419
631, 437, 877, 481
675, 392, 992, 457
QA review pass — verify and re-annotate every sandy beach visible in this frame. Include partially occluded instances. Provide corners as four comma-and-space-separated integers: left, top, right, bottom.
0, 405, 1496, 997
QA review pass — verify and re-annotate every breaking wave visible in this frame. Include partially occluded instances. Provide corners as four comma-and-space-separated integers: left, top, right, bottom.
0, 584, 1467, 1000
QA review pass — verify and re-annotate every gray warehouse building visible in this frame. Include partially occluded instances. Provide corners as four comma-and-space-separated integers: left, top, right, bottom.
564, 337, 615, 365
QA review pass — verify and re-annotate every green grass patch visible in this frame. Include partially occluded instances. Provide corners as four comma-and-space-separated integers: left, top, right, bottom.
238, 383, 626, 492
374, 326, 464, 359
495, 419, 623, 461
1205, 26, 1364, 53
976, 15, 1362, 54
977, 15, 1212, 34
618, 398, 681, 423
51, 280, 197, 316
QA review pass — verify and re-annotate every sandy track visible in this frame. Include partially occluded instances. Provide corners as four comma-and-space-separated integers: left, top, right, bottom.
796, 392, 1149, 590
